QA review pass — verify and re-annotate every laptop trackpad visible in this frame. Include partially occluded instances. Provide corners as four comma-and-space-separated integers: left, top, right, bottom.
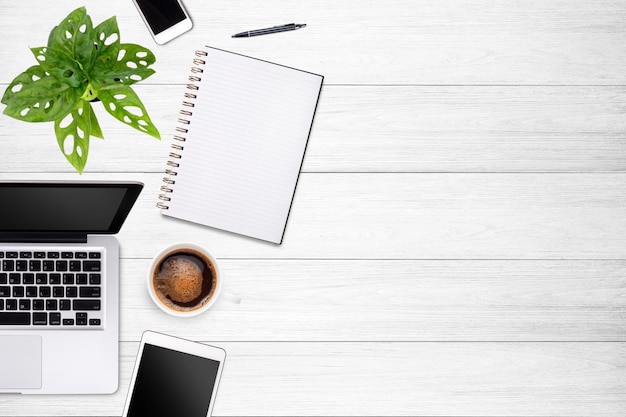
0, 336, 42, 389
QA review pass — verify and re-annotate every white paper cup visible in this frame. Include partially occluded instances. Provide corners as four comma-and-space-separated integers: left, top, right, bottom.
147, 243, 222, 317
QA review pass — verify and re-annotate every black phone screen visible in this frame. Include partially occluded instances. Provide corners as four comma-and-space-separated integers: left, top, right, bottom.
135, 0, 186, 34
127, 344, 221, 417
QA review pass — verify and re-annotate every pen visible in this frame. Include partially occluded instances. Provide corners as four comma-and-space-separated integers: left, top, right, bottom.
232, 23, 306, 38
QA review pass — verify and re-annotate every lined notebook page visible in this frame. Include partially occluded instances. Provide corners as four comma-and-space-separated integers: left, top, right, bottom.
161, 47, 323, 244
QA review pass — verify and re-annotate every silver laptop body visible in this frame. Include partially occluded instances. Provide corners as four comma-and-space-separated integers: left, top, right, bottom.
0, 181, 142, 394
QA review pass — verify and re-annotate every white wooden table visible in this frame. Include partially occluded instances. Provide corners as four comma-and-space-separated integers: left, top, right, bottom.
1, 1, 625, 415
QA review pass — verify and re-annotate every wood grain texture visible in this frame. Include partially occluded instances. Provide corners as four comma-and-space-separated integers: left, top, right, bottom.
117, 259, 626, 342
1, 86, 625, 173
0, 172, 624, 261
0, 0, 625, 85
0, 342, 622, 417
2, 172, 623, 260
0, 0, 625, 415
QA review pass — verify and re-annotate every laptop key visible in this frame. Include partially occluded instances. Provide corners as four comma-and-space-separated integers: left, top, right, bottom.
29, 260, 41, 271
39, 286, 51, 298
60, 300, 71, 310
76, 312, 88, 325
50, 313, 61, 325
23, 273, 35, 284
16, 260, 27, 271
0, 312, 30, 325
63, 318, 74, 326
76, 273, 88, 285
69, 261, 82, 272
0, 273, 6, 284
6, 300, 17, 310
12, 286, 25, 297
88, 252, 101, 259
0, 286, 10, 297
20, 252, 32, 258
33, 312, 47, 325
79, 287, 101, 298
43, 260, 54, 271
2, 260, 14, 271
49, 273, 61, 285
35, 273, 46, 284
89, 318, 101, 326
26, 286, 38, 297
19, 299, 30, 310
6, 252, 18, 259
9, 273, 20, 284
47, 252, 60, 259
33, 299, 45, 310
55, 260, 68, 271
34, 252, 46, 259
73, 300, 100, 311
63, 274, 74, 285
61, 252, 73, 259
89, 274, 101, 285
76, 252, 88, 259
83, 261, 101, 272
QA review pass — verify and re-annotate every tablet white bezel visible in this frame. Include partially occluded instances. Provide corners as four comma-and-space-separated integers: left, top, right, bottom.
122, 331, 226, 417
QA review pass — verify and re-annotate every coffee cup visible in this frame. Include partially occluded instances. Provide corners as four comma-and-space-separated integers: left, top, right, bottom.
147, 243, 222, 317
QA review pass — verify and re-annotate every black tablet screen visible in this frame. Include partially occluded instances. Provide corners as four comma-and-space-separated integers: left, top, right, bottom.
127, 343, 221, 417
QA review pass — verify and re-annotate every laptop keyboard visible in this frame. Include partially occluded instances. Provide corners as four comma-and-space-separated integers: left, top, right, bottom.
0, 249, 104, 329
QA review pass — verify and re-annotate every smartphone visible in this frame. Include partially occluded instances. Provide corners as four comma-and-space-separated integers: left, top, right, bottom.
131, 0, 193, 44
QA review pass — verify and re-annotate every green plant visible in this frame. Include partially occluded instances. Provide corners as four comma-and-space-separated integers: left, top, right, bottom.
1, 6, 160, 173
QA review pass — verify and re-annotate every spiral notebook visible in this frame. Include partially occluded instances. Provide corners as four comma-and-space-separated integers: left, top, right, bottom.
157, 47, 324, 244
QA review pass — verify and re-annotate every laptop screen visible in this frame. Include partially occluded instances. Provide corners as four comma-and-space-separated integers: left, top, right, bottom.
0, 182, 143, 234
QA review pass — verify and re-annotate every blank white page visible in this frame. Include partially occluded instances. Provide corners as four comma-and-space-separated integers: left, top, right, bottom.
161, 47, 324, 244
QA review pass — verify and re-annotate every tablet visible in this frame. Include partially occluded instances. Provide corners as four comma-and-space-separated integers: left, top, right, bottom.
122, 331, 226, 417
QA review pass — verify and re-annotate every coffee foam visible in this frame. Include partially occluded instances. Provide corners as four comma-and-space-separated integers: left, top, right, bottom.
152, 249, 217, 312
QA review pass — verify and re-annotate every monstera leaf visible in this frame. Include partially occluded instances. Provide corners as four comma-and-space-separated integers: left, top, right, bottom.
99, 86, 160, 139
1, 6, 160, 173
2, 65, 82, 122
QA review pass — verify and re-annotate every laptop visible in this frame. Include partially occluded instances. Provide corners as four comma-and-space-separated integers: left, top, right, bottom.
0, 181, 143, 394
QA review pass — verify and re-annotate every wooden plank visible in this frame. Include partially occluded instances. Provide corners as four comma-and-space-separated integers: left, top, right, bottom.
1, 1, 624, 417
0, 342, 622, 416
0, 1, 625, 85
0, 172, 624, 260
119, 259, 626, 342
2, 86, 626, 174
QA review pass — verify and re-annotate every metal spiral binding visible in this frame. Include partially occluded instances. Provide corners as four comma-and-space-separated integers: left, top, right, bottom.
157, 50, 207, 210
